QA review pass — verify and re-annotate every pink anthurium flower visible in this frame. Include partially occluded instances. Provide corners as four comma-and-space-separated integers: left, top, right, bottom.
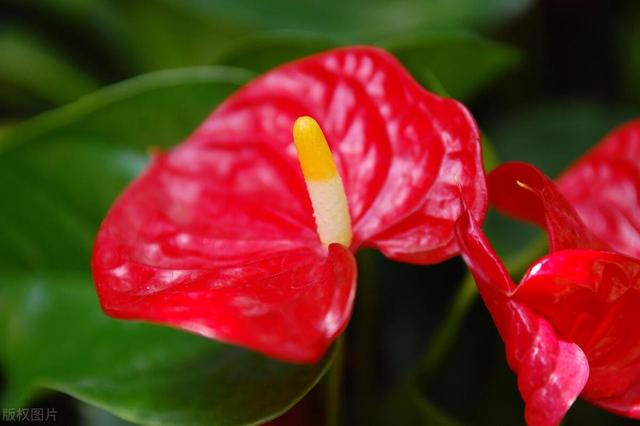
92, 47, 487, 363
456, 119, 640, 425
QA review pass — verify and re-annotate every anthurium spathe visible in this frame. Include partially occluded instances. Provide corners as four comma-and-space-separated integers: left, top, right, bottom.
92, 47, 487, 363
456, 120, 640, 425
556, 119, 640, 258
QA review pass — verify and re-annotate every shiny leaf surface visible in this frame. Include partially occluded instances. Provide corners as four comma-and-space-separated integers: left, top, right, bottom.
0, 273, 332, 426
0, 67, 253, 271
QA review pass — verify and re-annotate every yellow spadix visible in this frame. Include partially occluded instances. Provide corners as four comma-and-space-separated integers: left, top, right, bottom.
292, 116, 352, 248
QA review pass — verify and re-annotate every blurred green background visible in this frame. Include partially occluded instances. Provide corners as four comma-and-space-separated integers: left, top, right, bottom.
1, 0, 639, 425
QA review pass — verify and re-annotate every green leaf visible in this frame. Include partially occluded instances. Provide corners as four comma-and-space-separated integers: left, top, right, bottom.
0, 66, 333, 425
0, 24, 100, 109
163, 0, 534, 38
481, 134, 500, 173
79, 401, 138, 426
7, 0, 533, 77
385, 32, 523, 101
0, 67, 254, 271
213, 30, 522, 104
3, 0, 250, 73
213, 31, 337, 72
96, 1, 252, 71
382, 382, 463, 426
0, 120, 17, 144
2, 66, 254, 152
0, 272, 333, 426
488, 98, 640, 178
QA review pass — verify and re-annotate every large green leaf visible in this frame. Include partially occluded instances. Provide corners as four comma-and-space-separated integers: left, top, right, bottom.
0, 0, 531, 120
0, 67, 254, 271
0, 120, 16, 143
488, 98, 640, 178
0, 273, 332, 426
385, 32, 523, 101
163, 0, 533, 38
213, 31, 338, 73
212, 31, 523, 104
2, 0, 250, 73
80, 401, 137, 426
0, 24, 100, 111
0, 66, 334, 426
6, 0, 533, 75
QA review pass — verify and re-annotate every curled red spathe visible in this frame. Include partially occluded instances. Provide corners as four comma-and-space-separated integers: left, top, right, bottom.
457, 119, 640, 425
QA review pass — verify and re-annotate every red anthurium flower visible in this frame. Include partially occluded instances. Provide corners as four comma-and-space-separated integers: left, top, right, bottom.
456, 119, 640, 425
92, 47, 487, 363
557, 119, 640, 258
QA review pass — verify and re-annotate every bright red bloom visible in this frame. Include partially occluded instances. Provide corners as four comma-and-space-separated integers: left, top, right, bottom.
92, 47, 486, 363
456, 119, 640, 425
557, 119, 640, 259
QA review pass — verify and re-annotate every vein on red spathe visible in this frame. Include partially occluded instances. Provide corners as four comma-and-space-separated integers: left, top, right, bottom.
92, 47, 487, 363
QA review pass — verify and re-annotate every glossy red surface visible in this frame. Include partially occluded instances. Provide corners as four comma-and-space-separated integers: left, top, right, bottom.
558, 119, 640, 258
92, 47, 486, 362
459, 134, 640, 423
517, 250, 640, 418
488, 162, 606, 251
455, 209, 589, 426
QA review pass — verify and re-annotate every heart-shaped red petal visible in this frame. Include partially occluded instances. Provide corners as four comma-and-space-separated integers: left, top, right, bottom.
93, 47, 486, 362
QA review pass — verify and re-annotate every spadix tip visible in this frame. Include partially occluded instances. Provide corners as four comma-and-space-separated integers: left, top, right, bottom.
292, 116, 338, 182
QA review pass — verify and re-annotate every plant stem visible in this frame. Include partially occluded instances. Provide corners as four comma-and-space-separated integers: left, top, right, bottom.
416, 234, 547, 379
416, 272, 477, 378
325, 335, 345, 426
352, 248, 378, 425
